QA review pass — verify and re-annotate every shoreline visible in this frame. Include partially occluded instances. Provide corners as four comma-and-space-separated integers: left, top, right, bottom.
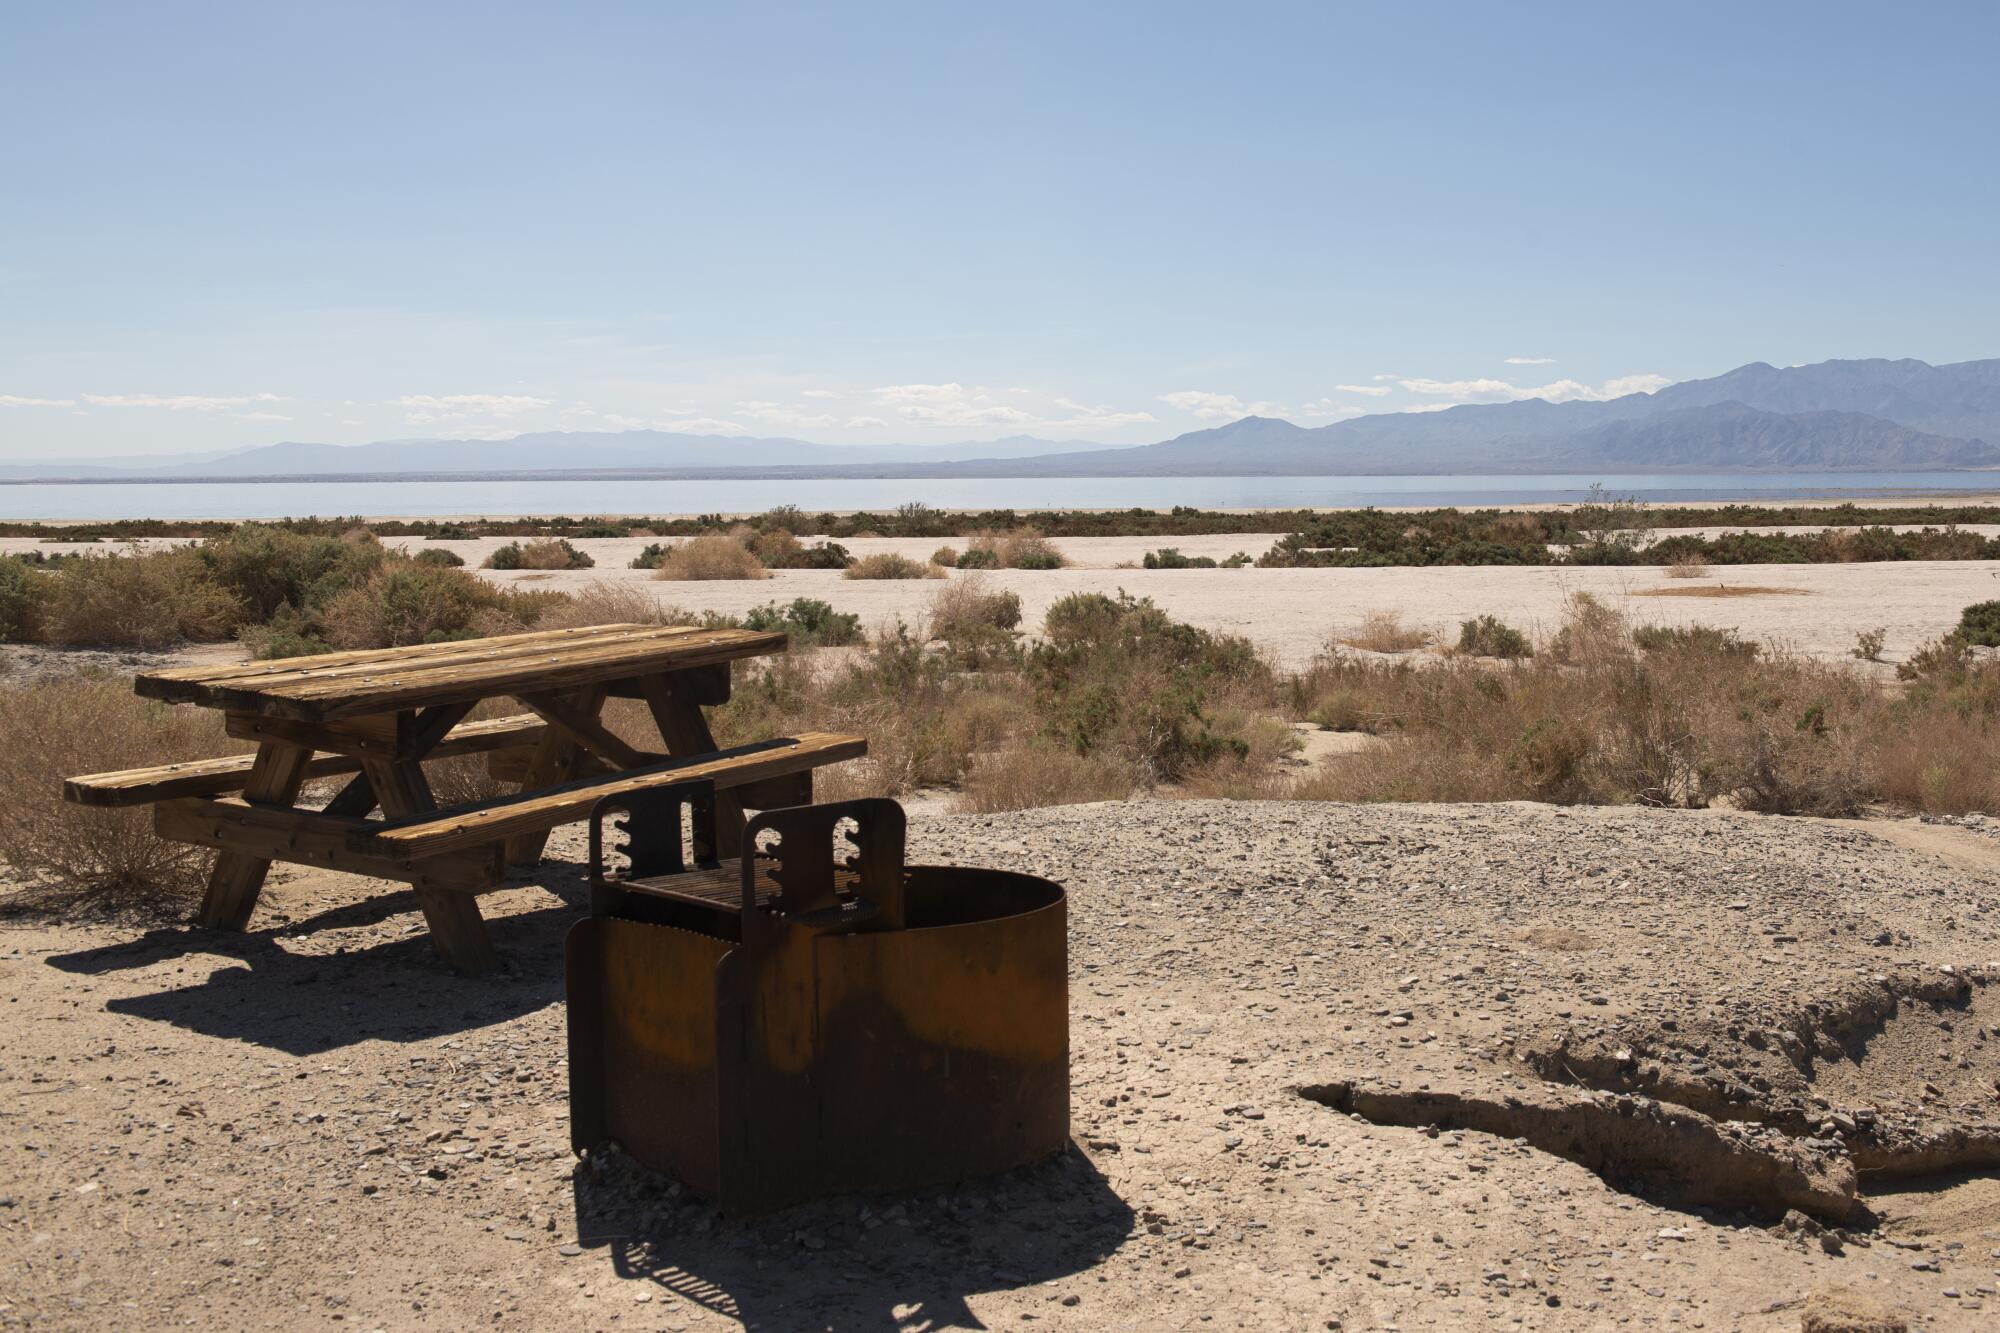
14, 488, 2000, 526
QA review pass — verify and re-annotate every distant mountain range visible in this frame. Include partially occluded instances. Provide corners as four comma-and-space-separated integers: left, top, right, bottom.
9, 357, 2000, 480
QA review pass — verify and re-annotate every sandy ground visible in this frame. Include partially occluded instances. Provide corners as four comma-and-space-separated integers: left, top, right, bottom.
7, 532, 1997, 670
371, 533, 2000, 671
6, 802, 2000, 1331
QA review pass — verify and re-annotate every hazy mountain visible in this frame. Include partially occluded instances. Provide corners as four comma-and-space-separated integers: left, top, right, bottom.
7, 357, 2000, 480
0, 431, 1115, 479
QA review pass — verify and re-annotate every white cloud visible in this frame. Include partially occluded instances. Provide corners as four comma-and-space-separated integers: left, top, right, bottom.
668, 417, 749, 436
1047, 397, 1158, 430
83, 392, 284, 412
396, 393, 552, 424
735, 400, 840, 430
1503, 356, 1556, 366
844, 416, 888, 429
0, 394, 75, 408
872, 383, 1037, 428
1332, 383, 1392, 397
800, 388, 841, 400
1159, 390, 1281, 422
231, 411, 292, 422
1294, 399, 1367, 422
1396, 372, 1671, 405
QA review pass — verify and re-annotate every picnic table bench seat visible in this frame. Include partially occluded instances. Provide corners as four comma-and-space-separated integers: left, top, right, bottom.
64, 712, 552, 806
65, 622, 865, 974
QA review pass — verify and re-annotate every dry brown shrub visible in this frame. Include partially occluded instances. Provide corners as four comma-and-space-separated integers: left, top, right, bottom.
1541, 592, 1631, 666
1337, 611, 1431, 653
319, 563, 531, 649
515, 538, 591, 570
0, 674, 245, 911
653, 534, 770, 581
962, 527, 1067, 569
750, 529, 803, 567
953, 744, 1135, 813
1664, 550, 1711, 578
532, 581, 677, 630
1876, 710, 2000, 813
844, 553, 944, 580
1287, 634, 1880, 814
41, 548, 244, 648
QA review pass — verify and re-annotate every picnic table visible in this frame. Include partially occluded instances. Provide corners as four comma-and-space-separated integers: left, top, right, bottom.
62, 623, 866, 973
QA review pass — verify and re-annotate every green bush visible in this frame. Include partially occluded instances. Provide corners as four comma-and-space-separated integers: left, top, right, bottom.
0, 556, 46, 641
1957, 601, 2000, 647
743, 597, 862, 646
414, 547, 465, 567
1633, 624, 1759, 659
630, 542, 670, 569
954, 548, 999, 570
1457, 614, 1532, 659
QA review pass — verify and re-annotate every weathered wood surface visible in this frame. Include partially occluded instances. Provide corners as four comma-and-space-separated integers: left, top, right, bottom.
133, 624, 784, 722
193, 741, 316, 931
64, 713, 551, 807
352, 732, 867, 860
156, 798, 498, 894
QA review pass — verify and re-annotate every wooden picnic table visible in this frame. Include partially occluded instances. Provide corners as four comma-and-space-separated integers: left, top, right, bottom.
63, 623, 866, 973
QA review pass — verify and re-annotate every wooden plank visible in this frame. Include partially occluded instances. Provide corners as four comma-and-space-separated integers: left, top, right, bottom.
138, 622, 671, 689
133, 626, 780, 721
355, 732, 867, 860
267, 629, 784, 722
193, 742, 315, 931
517, 691, 653, 769
157, 799, 497, 894
365, 756, 499, 974
640, 671, 748, 857
65, 712, 552, 807
223, 699, 479, 760
504, 684, 608, 864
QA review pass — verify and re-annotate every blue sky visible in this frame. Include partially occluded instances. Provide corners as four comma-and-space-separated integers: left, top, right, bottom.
3, 1, 1997, 458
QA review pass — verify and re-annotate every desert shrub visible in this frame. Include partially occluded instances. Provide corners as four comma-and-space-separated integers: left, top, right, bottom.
790, 541, 853, 570
928, 577, 1023, 668
1851, 627, 1886, 662
1956, 601, 2000, 647
194, 523, 384, 621
1456, 614, 1531, 659
1664, 550, 1711, 578
41, 547, 244, 648
414, 547, 466, 567
750, 529, 804, 568
742, 598, 862, 646
962, 528, 1065, 569
652, 534, 770, 581
844, 553, 944, 580
1542, 593, 1630, 665
630, 542, 670, 569
0, 674, 246, 909
930, 546, 960, 569
1143, 548, 1218, 569
1031, 591, 1269, 782
1898, 634, 1974, 682
954, 743, 1136, 813
486, 538, 593, 571
1291, 635, 1878, 814
1220, 552, 1252, 568
529, 580, 688, 631
1338, 611, 1430, 653
320, 562, 535, 648
1633, 624, 1759, 659
0, 556, 47, 641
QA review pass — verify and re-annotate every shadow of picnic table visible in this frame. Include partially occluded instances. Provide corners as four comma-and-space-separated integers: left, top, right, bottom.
571, 1142, 1136, 1332
41, 862, 592, 1054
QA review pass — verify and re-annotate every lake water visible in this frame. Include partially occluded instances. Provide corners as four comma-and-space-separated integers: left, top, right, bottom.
1, 472, 1995, 521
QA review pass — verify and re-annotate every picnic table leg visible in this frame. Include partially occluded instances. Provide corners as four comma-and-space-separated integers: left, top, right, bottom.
503, 683, 608, 865
364, 758, 499, 976
638, 672, 749, 857
196, 740, 314, 931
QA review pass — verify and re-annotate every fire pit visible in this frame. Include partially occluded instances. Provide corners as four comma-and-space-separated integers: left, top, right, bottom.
565, 783, 1070, 1215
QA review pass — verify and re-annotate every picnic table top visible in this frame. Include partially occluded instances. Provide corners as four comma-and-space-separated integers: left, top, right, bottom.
133, 622, 787, 723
